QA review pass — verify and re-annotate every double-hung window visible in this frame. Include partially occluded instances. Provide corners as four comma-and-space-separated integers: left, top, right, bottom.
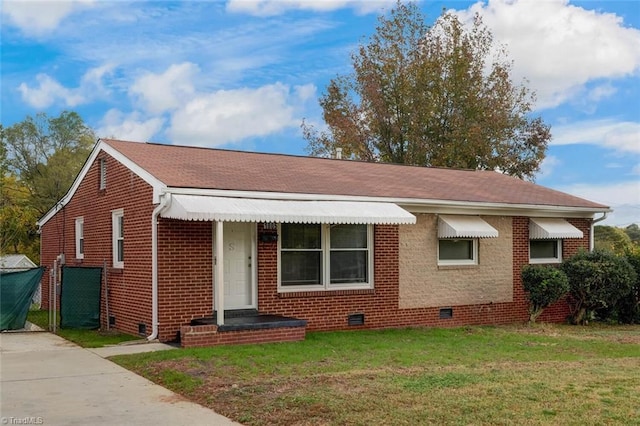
438, 238, 478, 265
112, 209, 124, 268
280, 224, 322, 286
279, 223, 372, 291
529, 240, 562, 264
75, 217, 84, 260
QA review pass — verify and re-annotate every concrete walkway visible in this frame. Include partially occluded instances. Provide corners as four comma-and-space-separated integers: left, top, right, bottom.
0, 332, 240, 426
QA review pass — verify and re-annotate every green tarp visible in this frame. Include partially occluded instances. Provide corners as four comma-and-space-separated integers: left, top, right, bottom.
60, 266, 102, 329
0, 268, 45, 331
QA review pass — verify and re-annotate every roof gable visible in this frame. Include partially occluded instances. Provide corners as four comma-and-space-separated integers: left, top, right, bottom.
0, 254, 36, 269
37, 139, 166, 227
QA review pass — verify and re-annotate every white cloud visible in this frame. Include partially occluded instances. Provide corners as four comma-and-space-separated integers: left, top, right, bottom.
605, 163, 624, 169
18, 64, 114, 108
130, 63, 199, 115
2, 0, 95, 36
587, 83, 617, 104
168, 82, 315, 146
294, 83, 317, 103
552, 119, 640, 154
538, 155, 560, 179
18, 74, 84, 109
456, 0, 640, 109
631, 164, 640, 175
556, 181, 640, 226
97, 109, 164, 142
226, 0, 394, 16
600, 204, 640, 227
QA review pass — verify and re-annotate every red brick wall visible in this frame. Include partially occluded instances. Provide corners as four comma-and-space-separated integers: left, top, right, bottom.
156, 219, 213, 341
257, 224, 401, 331
40, 151, 155, 337
180, 324, 305, 347
254, 217, 593, 332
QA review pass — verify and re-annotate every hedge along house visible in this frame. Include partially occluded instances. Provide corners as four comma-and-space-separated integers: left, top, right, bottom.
38, 138, 609, 347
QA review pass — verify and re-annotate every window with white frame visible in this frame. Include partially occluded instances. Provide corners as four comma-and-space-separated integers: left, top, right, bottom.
112, 210, 124, 268
99, 158, 107, 190
438, 239, 478, 265
75, 217, 84, 259
529, 239, 562, 264
279, 223, 372, 290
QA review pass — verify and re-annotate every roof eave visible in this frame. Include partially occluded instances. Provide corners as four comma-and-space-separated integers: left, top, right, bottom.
161, 187, 610, 218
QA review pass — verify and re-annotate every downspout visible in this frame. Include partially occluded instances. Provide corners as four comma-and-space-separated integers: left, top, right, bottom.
147, 193, 172, 341
590, 212, 608, 251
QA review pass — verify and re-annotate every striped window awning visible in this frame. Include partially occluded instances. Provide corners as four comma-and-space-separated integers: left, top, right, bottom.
161, 195, 416, 225
529, 218, 583, 239
437, 215, 498, 239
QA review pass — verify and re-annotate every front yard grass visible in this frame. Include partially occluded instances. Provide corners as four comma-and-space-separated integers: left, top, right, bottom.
27, 309, 139, 348
112, 324, 640, 425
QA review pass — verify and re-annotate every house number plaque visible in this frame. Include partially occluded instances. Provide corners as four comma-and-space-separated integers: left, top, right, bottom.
263, 222, 277, 230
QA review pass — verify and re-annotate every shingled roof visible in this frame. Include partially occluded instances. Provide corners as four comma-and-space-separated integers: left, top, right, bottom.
101, 139, 606, 210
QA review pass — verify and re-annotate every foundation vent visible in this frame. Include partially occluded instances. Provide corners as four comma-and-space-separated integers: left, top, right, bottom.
348, 313, 365, 326
439, 308, 453, 319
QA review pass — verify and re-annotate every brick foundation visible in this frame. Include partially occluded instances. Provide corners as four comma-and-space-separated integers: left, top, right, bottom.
180, 324, 306, 347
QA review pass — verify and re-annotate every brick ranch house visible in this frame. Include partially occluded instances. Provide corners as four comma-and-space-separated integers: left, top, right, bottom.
38, 138, 609, 347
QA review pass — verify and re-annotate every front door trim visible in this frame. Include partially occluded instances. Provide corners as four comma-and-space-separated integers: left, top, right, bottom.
212, 222, 257, 313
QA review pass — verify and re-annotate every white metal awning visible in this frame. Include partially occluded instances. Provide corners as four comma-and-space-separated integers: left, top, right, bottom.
161, 194, 416, 225
437, 215, 499, 238
529, 218, 583, 239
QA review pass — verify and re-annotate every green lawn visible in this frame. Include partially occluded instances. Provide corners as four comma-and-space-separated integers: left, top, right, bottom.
112, 324, 640, 425
27, 309, 139, 348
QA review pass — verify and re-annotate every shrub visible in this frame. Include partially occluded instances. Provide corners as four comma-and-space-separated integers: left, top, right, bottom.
615, 248, 640, 324
562, 249, 636, 325
521, 265, 569, 323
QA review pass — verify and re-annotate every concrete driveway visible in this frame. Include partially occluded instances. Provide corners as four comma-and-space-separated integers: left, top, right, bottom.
0, 332, 240, 425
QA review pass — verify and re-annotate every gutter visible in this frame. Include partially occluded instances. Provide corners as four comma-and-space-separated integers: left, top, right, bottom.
590, 212, 609, 251
162, 187, 610, 217
147, 193, 172, 341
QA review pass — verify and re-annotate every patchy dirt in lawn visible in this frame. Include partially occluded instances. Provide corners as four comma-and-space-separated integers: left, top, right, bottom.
119, 326, 640, 425
501, 323, 640, 344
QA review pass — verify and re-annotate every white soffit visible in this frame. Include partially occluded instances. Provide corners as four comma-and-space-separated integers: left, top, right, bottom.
529, 218, 584, 239
438, 215, 499, 238
161, 195, 416, 225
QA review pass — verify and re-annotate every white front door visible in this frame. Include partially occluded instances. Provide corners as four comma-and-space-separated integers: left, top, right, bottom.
222, 222, 254, 309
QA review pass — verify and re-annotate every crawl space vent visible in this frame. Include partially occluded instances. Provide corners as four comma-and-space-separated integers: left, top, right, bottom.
439, 308, 453, 319
348, 313, 365, 326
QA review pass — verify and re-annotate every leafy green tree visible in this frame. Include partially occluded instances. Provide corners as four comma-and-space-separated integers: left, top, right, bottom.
521, 265, 569, 323
594, 225, 633, 255
562, 249, 636, 325
624, 224, 640, 245
613, 248, 640, 324
303, 2, 550, 179
2, 111, 95, 215
0, 175, 39, 260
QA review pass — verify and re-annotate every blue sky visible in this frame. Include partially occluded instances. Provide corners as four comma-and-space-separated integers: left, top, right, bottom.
2, 0, 639, 226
